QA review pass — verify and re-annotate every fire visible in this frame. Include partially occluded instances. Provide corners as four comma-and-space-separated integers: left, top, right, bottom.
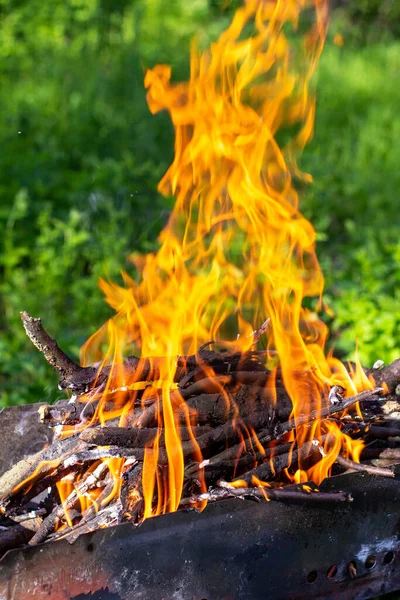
62, 0, 371, 519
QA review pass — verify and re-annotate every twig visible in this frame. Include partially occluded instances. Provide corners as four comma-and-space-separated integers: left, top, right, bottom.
185, 440, 293, 479
344, 423, 400, 439
335, 454, 394, 478
61, 446, 139, 468
251, 318, 270, 344
21, 312, 274, 395
7, 508, 47, 523
28, 461, 109, 545
260, 387, 384, 445
232, 438, 325, 485
20, 312, 85, 384
179, 483, 351, 506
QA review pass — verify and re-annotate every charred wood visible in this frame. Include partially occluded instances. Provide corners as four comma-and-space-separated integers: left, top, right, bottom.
79, 425, 211, 448
0, 436, 88, 510
0, 521, 38, 556
180, 483, 352, 507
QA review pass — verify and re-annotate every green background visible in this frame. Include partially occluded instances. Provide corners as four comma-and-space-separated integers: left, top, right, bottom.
0, 0, 399, 407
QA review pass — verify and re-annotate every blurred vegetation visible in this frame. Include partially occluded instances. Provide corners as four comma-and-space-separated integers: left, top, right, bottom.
0, 0, 399, 406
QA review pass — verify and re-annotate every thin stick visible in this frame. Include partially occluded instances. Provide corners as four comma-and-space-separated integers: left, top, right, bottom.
185, 441, 293, 479
61, 446, 139, 468
28, 461, 109, 545
335, 454, 394, 478
20, 312, 84, 381
233, 438, 324, 485
179, 484, 352, 506
260, 387, 384, 445
21, 311, 274, 395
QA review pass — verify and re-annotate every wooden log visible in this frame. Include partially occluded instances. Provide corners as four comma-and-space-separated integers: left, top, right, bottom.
370, 359, 400, 394
135, 382, 292, 430
79, 425, 212, 448
120, 463, 143, 522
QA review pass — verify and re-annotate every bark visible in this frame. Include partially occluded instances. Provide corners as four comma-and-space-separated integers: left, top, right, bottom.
371, 359, 400, 394
0, 436, 86, 509
79, 425, 211, 447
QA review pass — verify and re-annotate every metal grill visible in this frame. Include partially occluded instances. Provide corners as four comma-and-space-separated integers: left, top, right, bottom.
1, 404, 400, 600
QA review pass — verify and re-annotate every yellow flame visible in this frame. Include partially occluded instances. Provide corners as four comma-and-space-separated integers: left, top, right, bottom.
66, 0, 374, 515
56, 478, 74, 528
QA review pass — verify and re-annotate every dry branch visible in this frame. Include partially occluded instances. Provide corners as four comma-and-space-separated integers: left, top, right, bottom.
180, 483, 352, 506
21, 312, 273, 395
335, 454, 394, 478
233, 438, 325, 485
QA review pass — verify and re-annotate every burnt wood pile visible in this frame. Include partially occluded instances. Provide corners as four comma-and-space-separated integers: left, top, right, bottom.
1, 312, 400, 557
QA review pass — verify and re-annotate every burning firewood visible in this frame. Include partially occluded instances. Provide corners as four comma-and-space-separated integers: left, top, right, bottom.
0, 311, 399, 555
2, 0, 400, 565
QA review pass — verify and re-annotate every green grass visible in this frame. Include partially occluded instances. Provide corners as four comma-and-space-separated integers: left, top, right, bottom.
301, 40, 400, 366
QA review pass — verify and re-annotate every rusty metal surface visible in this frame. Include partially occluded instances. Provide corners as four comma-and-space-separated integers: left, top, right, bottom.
0, 403, 53, 476
1, 404, 400, 600
0, 469, 400, 600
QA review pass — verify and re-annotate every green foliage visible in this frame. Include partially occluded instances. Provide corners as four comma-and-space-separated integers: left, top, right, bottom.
0, 1, 399, 406
346, 0, 400, 40
0, 0, 181, 405
301, 40, 400, 366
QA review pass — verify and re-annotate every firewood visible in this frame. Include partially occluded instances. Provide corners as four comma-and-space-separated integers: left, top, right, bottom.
370, 359, 400, 394
120, 462, 143, 522
256, 387, 384, 447
21, 312, 273, 395
185, 441, 294, 481
28, 461, 110, 545
0, 436, 87, 510
0, 310, 393, 551
335, 454, 394, 478
233, 437, 328, 485
179, 482, 352, 507
39, 399, 100, 426
56, 502, 123, 546
79, 425, 211, 447
135, 384, 291, 430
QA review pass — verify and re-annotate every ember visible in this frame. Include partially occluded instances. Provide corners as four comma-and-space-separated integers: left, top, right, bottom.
1, 0, 400, 576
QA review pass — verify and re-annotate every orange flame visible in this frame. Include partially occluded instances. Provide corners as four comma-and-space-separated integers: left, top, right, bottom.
55, 0, 373, 521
